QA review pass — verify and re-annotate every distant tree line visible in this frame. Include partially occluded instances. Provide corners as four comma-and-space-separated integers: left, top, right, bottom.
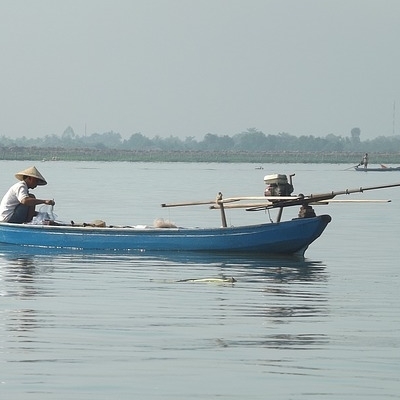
1, 127, 400, 153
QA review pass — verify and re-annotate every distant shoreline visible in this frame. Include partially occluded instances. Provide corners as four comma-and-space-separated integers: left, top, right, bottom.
1, 147, 400, 164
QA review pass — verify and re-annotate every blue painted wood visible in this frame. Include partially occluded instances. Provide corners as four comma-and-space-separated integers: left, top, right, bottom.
0, 215, 331, 256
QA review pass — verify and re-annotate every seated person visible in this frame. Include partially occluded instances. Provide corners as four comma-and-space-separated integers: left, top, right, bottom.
0, 166, 55, 223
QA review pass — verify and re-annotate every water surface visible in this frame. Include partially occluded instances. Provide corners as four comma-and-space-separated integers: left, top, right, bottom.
1, 161, 399, 399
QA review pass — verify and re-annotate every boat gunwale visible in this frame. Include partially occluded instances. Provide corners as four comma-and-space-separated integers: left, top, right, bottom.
0, 218, 312, 233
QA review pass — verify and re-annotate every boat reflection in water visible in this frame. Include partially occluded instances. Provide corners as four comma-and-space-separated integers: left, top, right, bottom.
0, 242, 327, 280
0, 243, 328, 337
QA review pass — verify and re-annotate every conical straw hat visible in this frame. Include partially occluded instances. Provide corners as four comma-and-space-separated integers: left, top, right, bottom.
15, 166, 47, 186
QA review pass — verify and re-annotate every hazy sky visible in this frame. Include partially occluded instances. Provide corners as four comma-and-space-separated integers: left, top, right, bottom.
1, 0, 399, 140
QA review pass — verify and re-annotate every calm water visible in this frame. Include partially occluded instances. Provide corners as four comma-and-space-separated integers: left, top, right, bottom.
1, 161, 399, 399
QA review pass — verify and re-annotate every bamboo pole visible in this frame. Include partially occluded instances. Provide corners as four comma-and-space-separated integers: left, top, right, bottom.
161, 200, 216, 207
313, 199, 391, 204
161, 198, 240, 208
210, 202, 273, 209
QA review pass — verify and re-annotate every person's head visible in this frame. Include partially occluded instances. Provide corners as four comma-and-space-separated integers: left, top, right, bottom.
24, 175, 40, 189
15, 166, 47, 188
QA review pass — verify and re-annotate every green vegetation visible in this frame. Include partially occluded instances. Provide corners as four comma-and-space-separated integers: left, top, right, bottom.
1, 147, 400, 164
1, 127, 399, 163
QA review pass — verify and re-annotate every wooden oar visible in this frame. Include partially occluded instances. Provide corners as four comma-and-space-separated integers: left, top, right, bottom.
210, 199, 391, 209
161, 198, 240, 208
223, 196, 299, 202
210, 202, 274, 209
161, 200, 216, 207
344, 164, 360, 170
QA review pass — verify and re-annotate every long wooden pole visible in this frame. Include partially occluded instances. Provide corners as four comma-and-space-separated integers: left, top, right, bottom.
162, 183, 400, 211
161, 200, 216, 207
161, 199, 240, 208
308, 182, 400, 198
344, 165, 360, 170
263, 182, 400, 210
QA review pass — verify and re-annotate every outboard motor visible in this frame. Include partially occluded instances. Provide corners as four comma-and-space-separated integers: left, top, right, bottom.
264, 174, 294, 197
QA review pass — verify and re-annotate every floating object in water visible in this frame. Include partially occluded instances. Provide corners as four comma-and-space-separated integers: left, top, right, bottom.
177, 277, 237, 284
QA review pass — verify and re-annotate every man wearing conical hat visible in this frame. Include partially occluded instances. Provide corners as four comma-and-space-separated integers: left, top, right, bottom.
0, 166, 55, 223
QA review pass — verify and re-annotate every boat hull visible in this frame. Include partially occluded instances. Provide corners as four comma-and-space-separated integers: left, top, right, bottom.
0, 215, 331, 256
354, 167, 400, 171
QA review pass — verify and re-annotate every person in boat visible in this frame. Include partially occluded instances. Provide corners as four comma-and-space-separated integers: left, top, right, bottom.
358, 153, 369, 169
0, 166, 55, 223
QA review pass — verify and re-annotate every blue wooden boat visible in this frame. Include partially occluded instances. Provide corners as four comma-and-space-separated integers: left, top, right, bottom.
0, 178, 398, 256
0, 215, 331, 256
354, 166, 400, 172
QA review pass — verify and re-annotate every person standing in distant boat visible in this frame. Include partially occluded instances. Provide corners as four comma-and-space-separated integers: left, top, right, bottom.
360, 153, 369, 169
0, 166, 55, 223
363, 153, 369, 168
